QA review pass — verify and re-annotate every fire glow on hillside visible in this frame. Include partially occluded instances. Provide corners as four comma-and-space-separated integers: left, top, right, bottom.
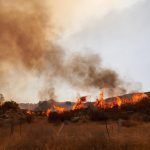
25, 92, 148, 117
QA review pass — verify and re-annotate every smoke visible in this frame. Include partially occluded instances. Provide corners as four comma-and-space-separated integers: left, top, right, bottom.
0, 0, 47, 70
0, 0, 131, 101
52, 53, 126, 94
43, 50, 127, 97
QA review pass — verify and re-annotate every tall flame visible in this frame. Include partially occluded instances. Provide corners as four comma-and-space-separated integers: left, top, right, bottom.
94, 90, 105, 108
72, 96, 87, 110
116, 97, 122, 107
46, 108, 51, 117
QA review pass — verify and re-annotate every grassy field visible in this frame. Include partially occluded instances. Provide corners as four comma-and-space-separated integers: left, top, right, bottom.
0, 118, 150, 150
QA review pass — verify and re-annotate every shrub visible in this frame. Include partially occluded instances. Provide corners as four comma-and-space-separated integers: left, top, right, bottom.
2, 101, 19, 111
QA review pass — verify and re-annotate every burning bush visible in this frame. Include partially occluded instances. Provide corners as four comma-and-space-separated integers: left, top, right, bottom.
47, 95, 150, 123
91, 96, 150, 122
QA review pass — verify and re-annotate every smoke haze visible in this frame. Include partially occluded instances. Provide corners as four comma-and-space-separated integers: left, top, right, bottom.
0, 0, 138, 102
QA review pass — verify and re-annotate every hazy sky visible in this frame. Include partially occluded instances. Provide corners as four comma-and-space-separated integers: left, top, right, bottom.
52, 0, 150, 93
50, 0, 144, 36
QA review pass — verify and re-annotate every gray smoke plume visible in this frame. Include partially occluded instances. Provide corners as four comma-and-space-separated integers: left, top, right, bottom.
0, 0, 131, 100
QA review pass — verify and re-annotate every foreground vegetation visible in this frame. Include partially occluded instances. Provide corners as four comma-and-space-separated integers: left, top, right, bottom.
48, 97, 150, 122
0, 96, 150, 150
0, 119, 150, 150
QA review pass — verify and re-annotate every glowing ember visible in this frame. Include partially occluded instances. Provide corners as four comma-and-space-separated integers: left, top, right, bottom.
131, 93, 148, 103
53, 105, 66, 113
46, 108, 51, 117
116, 97, 122, 107
26, 110, 32, 115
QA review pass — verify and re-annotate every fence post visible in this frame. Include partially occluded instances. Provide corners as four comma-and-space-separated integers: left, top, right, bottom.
105, 119, 110, 140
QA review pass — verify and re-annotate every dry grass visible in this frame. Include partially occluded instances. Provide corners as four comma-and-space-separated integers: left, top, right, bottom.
0, 119, 150, 150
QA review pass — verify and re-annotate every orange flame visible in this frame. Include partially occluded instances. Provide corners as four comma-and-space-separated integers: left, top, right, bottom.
131, 93, 148, 104
26, 110, 33, 115
53, 105, 66, 113
94, 91, 105, 108
72, 96, 87, 110
46, 108, 51, 117
43, 92, 149, 116
116, 97, 122, 107
95, 92, 148, 109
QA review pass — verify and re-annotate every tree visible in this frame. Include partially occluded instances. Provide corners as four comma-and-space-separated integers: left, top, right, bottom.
2, 101, 19, 111
0, 94, 4, 105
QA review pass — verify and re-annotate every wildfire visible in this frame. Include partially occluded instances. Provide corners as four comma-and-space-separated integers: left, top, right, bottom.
131, 93, 148, 104
94, 92, 149, 109
72, 96, 87, 110
26, 110, 34, 115
53, 105, 66, 113
116, 97, 122, 107
94, 91, 105, 108
45, 105, 66, 116
46, 108, 51, 117
27, 92, 149, 117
